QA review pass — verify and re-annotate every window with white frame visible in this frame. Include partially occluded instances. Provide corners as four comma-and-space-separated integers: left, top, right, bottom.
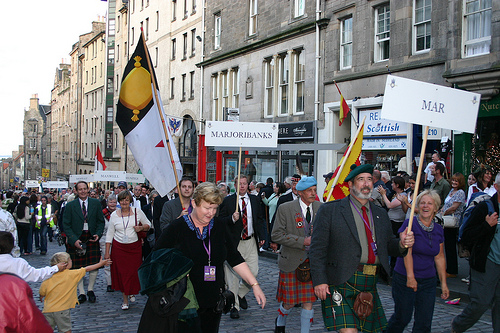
249, 0, 257, 36
212, 74, 220, 119
221, 71, 228, 110
190, 71, 195, 99
264, 58, 274, 117
156, 11, 159, 31
145, 18, 149, 40
170, 77, 175, 99
463, 0, 492, 57
181, 74, 186, 101
293, 50, 305, 114
375, 4, 390, 62
294, 0, 305, 18
172, 0, 177, 21
131, 27, 135, 45
278, 54, 289, 116
29, 138, 36, 149
414, 0, 431, 53
191, 29, 196, 56
340, 17, 353, 69
231, 68, 239, 108
214, 13, 221, 49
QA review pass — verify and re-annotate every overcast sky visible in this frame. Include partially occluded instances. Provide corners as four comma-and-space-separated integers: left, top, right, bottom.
0, 0, 108, 156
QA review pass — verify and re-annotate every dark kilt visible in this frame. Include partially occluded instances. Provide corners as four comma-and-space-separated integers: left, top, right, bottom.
67, 230, 101, 269
321, 269, 386, 333
276, 270, 316, 305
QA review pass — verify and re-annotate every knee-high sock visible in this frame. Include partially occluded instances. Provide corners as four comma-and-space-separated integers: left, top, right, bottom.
78, 279, 85, 295
300, 308, 314, 333
88, 270, 98, 291
277, 303, 291, 327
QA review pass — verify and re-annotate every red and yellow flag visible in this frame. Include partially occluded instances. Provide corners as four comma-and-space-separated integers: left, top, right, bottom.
323, 124, 364, 202
335, 82, 350, 126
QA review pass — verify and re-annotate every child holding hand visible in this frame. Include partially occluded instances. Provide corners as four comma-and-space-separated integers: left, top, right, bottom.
39, 252, 111, 333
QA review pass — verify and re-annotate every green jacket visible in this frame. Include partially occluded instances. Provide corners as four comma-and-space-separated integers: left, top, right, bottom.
63, 197, 105, 245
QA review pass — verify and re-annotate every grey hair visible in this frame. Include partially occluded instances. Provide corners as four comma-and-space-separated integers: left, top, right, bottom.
107, 194, 117, 202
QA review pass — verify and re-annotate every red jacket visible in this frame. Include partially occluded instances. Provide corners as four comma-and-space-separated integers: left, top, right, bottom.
0, 273, 53, 332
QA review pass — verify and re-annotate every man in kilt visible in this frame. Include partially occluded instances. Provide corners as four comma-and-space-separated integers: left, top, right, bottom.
63, 181, 105, 304
271, 176, 322, 333
310, 164, 415, 333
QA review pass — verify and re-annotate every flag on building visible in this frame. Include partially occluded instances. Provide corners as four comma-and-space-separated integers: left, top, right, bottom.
116, 33, 182, 197
168, 117, 183, 137
323, 123, 364, 202
94, 146, 107, 172
335, 81, 350, 126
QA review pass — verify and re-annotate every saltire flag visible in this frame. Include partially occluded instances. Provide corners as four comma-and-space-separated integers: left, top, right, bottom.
323, 123, 364, 202
335, 81, 350, 126
94, 146, 107, 172
116, 33, 182, 197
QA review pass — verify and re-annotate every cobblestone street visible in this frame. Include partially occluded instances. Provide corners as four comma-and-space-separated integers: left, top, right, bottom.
24, 241, 493, 332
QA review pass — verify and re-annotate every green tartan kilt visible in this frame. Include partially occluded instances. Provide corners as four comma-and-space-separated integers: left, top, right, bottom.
320, 270, 387, 333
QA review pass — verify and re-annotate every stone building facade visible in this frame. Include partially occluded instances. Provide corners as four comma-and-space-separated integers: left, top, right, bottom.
50, 63, 72, 180
23, 95, 50, 182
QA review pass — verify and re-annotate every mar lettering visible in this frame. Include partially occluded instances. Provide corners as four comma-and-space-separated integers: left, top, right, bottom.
422, 100, 445, 113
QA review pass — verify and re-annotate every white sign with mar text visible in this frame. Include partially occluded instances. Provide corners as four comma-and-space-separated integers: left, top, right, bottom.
381, 75, 480, 133
205, 121, 279, 148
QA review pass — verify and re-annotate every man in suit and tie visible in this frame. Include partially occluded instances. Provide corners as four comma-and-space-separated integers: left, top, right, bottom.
63, 181, 105, 304
310, 164, 415, 333
272, 176, 322, 333
219, 174, 266, 319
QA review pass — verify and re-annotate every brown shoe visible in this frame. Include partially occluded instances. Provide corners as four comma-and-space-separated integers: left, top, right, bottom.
446, 273, 457, 278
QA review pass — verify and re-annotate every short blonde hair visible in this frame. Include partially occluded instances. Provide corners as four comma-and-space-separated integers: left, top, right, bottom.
192, 182, 222, 206
50, 252, 71, 266
415, 189, 441, 213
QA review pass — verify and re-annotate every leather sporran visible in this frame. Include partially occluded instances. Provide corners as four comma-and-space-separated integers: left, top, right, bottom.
295, 260, 311, 283
353, 291, 373, 320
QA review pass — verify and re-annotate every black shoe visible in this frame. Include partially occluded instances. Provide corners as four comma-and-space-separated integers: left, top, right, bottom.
78, 294, 87, 304
239, 296, 248, 310
275, 317, 285, 333
87, 291, 96, 303
49, 238, 53, 242
106, 285, 114, 292
230, 307, 239, 319
40, 251, 46, 255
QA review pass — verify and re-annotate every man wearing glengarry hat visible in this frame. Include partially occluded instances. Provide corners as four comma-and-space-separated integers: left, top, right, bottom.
272, 176, 322, 333
310, 164, 415, 333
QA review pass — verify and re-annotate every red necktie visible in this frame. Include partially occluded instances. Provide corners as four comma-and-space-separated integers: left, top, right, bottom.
241, 197, 248, 239
362, 206, 376, 264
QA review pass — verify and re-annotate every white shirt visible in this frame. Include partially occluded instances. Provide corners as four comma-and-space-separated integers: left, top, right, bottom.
466, 183, 497, 205
0, 254, 58, 282
106, 208, 151, 244
424, 160, 445, 183
0, 208, 19, 257
238, 194, 254, 237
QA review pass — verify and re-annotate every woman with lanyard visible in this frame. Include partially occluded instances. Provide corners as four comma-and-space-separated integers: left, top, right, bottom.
386, 190, 449, 332
104, 190, 151, 310
154, 182, 266, 333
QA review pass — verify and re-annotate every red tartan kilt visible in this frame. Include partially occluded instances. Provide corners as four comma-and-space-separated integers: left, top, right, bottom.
67, 231, 101, 269
276, 270, 316, 305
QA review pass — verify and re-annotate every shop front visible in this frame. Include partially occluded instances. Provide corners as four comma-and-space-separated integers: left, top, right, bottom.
454, 94, 500, 176
359, 108, 411, 175
198, 121, 319, 191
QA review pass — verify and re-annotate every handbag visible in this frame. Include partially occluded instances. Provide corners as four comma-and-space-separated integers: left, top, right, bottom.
135, 208, 148, 239
295, 259, 311, 283
215, 288, 235, 314
443, 215, 459, 228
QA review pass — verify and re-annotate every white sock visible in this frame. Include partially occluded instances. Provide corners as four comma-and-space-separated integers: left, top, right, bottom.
88, 270, 98, 291
78, 279, 85, 295
300, 308, 314, 333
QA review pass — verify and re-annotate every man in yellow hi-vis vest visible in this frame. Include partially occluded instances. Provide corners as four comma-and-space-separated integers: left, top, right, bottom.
35, 196, 55, 255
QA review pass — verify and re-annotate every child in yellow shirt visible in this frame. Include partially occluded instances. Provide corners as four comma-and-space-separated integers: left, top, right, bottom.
39, 252, 111, 333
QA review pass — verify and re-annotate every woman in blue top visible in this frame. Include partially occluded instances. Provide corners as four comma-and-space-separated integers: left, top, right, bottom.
387, 189, 449, 333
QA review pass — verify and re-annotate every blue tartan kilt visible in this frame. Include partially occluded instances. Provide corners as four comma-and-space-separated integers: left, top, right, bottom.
67, 230, 101, 269
320, 269, 387, 333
